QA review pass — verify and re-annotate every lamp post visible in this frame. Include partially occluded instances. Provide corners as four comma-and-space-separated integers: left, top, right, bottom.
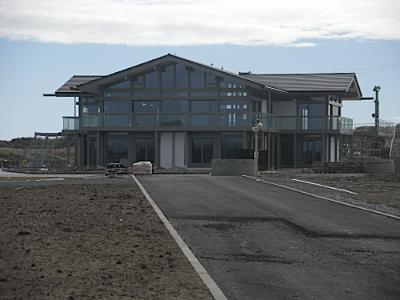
372, 85, 381, 132
252, 118, 263, 176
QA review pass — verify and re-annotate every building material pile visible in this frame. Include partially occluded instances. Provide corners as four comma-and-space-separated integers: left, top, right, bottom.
131, 161, 152, 175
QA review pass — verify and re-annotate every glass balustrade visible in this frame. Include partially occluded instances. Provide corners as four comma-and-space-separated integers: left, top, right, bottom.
62, 117, 79, 130
64, 113, 353, 131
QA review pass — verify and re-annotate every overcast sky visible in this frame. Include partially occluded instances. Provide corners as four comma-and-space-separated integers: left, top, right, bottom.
1, 0, 399, 47
0, 0, 399, 140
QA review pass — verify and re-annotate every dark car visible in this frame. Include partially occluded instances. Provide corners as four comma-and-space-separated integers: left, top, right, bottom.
106, 163, 127, 176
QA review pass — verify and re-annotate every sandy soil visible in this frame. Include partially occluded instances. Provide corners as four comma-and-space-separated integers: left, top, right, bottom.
0, 175, 212, 299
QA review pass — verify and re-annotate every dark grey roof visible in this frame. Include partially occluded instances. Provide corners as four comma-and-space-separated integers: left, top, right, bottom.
240, 73, 356, 92
55, 75, 103, 96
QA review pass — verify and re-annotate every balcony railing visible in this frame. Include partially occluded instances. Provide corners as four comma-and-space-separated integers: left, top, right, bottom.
63, 114, 353, 132
63, 117, 79, 130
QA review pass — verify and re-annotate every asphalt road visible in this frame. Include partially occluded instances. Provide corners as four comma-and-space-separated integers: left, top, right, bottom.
137, 174, 400, 300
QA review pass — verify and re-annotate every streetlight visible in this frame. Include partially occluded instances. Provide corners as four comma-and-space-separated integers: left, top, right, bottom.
252, 118, 263, 176
372, 85, 381, 131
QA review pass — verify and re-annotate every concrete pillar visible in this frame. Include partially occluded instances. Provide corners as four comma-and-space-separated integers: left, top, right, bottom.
271, 133, 276, 169
267, 132, 272, 170
293, 133, 297, 168
277, 134, 281, 169
96, 131, 100, 168
86, 134, 90, 169
154, 131, 160, 167
66, 137, 70, 167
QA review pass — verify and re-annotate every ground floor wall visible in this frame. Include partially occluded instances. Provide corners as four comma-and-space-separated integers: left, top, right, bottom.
73, 130, 343, 170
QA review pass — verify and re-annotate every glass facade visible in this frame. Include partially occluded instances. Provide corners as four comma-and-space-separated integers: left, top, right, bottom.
81, 63, 253, 129
191, 138, 213, 164
104, 100, 130, 113
300, 139, 322, 165
107, 133, 128, 163
136, 138, 155, 162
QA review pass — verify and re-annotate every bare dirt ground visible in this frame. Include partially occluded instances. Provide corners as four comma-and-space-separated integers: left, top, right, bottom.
295, 174, 400, 209
0, 175, 212, 299
262, 172, 400, 217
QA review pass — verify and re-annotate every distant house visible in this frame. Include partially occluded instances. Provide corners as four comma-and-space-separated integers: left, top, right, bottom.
49, 54, 362, 169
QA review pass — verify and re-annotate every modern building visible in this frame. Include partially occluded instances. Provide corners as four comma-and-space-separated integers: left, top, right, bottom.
48, 54, 363, 170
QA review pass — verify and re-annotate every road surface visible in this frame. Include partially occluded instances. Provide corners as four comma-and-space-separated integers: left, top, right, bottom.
137, 174, 400, 300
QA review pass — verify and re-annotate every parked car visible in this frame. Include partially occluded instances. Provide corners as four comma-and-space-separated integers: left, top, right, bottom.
106, 163, 127, 176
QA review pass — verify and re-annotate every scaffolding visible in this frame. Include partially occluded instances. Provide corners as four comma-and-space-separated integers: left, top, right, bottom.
24, 132, 75, 169
342, 120, 398, 159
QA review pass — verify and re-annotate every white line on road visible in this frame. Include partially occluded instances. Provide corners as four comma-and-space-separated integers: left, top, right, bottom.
291, 178, 358, 194
131, 175, 228, 300
242, 175, 400, 221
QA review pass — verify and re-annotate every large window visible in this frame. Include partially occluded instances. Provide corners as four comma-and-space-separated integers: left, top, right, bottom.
191, 69, 204, 88
82, 98, 99, 113
145, 71, 159, 89
221, 135, 248, 159
298, 102, 323, 130
134, 101, 160, 112
107, 133, 128, 163
220, 100, 248, 112
176, 64, 188, 88
163, 100, 188, 112
301, 139, 321, 165
162, 65, 175, 88
104, 100, 131, 113
192, 138, 213, 164
136, 138, 155, 162
191, 101, 217, 113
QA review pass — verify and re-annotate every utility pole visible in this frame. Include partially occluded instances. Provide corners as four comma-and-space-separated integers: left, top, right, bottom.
252, 118, 263, 176
372, 86, 381, 132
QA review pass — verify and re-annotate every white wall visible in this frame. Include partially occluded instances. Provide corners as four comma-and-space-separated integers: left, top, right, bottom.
160, 132, 173, 168
160, 132, 186, 168
174, 132, 185, 167
330, 137, 336, 162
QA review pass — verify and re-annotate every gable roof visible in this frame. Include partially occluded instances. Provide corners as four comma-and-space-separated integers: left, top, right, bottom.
77, 53, 287, 93
55, 75, 103, 96
50, 55, 363, 99
239, 73, 362, 98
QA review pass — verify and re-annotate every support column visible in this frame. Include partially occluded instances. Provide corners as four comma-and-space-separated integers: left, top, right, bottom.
128, 132, 135, 164
271, 133, 276, 170
74, 134, 78, 167
86, 134, 90, 169
293, 133, 297, 168
154, 131, 160, 168
96, 131, 100, 168
66, 136, 71, 167
277, 134, 281, 169
79, 134, 85, 168
267, 132, 272, 170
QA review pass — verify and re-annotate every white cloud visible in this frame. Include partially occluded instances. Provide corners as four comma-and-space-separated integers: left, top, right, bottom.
0, 0, 399, 46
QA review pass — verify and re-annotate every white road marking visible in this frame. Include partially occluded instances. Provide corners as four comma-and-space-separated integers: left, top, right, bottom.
131, 175, 228, 300
291, 178, 358, 194
243, 175, 400, 221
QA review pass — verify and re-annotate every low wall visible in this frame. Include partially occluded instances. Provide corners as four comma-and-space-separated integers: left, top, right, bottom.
365, 159, 395, 174
211, 159, 256, 176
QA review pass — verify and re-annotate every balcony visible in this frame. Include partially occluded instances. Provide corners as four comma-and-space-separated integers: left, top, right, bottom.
63, 114, 353, 132
63, 117, 79, 131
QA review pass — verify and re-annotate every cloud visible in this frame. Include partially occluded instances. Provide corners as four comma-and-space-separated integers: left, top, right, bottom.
0, 0, 399, 46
